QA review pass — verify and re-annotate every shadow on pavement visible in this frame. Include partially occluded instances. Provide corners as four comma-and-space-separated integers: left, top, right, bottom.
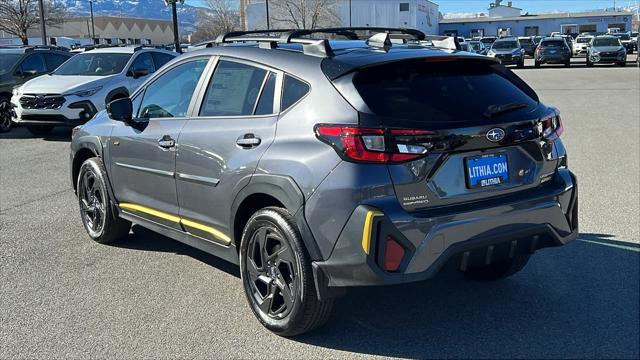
293, 236, 639, 358
0, 126, 72, 142
113, 225, 241, 278
112, 226, 639, 357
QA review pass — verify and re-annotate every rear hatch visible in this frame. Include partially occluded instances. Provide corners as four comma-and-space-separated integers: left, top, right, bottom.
322, 57, 563, 212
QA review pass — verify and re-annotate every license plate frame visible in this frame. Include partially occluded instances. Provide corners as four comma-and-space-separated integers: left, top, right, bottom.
465, 153, 510, 189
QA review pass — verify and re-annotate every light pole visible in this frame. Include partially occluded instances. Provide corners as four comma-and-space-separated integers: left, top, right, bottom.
265, 0, 270, 30
349, 0, 352, 27
165, 0, 183, 53
38, 0, 47, 46
90, 0, 96, 44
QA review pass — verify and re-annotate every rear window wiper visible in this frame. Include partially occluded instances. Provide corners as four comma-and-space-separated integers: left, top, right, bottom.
483, 102, 529, 118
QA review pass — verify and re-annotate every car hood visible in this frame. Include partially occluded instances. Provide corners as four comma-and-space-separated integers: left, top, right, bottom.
18, 74, 116, 95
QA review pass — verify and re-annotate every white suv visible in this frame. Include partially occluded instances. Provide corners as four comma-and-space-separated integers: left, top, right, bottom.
573, 35, 594, 56
11, 46, 176, 135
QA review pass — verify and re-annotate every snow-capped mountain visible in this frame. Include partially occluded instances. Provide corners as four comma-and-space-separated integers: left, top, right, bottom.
57, 0, 205, 33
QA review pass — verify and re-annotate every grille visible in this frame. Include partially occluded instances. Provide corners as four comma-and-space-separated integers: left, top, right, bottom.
600, 52, 617, 57
20, 94, 65, 110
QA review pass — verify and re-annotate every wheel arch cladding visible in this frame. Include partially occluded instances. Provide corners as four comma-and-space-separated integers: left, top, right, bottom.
231, 174, 323, 261
105, 87, 129, 105
72, 146, 100, 192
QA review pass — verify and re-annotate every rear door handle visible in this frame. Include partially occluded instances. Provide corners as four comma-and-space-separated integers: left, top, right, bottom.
158, 135, 175, 149
236, 134, 261, 148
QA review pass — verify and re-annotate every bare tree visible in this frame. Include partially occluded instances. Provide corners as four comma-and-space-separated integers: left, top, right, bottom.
191, 0, 241, 43
269, 0, 340, 30
0, 0, 66, 45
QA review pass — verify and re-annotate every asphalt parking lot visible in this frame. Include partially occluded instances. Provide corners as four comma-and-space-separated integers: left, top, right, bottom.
1, 54, 639, 359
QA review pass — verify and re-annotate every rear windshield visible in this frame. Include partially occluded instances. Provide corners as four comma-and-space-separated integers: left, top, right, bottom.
541, 40, 565, 47
576, 37, 592, 43
615, 34, 630, 40
492, 41, 518, 49
352, 60, 537, 123
519, 38, 532, 44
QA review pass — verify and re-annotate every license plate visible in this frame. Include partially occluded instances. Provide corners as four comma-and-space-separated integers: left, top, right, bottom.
550, 50, 557, 54
465, 154, 509, 188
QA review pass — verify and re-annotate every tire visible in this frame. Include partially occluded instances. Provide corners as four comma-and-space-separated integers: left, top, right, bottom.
77, 157, 131, 244
619, 61, 626, 67
462, 254, 530, 281
517, 59, 524, 68
564, 60, 571, 68
586, 58, 594, 67
26, 125, 54, 136
534, 60, 541, 68
0, 96, 13, 133
240, 207, 333, 336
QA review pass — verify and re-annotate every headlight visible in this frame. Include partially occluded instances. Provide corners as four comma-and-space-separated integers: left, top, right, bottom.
12, 87, 20, 96
591, 50, 599, 55
67, 86, 102, 97
618, 48, 626, 53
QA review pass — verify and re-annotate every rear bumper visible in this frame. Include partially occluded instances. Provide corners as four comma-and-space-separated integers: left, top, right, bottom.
537, 55, 570, 64
312, 169, 578, 296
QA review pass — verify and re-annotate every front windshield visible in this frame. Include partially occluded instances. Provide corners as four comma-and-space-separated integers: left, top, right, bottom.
593, 38, 621, 47
0, 54, 21, 76
615, 34, 630, 40
519, 38, 532, 44
576, 37, 592, 43
492, 41, 518, 50
469, 42, 481, 50
54, 53, 131, 76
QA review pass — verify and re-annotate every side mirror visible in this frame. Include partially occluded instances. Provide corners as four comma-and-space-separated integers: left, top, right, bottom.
21, 69, 38, 78
107, 97, 133, 123
131, 69, 149, 79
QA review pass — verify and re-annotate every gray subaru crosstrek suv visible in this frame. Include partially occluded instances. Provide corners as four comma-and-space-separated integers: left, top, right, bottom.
70, 28, 578, 336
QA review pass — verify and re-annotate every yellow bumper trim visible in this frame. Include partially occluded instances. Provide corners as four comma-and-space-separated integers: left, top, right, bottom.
362, 210, 383, 255
119, 202, 230, 245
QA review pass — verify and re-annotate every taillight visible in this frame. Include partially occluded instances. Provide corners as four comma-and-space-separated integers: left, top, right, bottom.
538, 46, 545, 51
383, 236, 405, 272
538, 109, 564, 140
315, 125, 435, 164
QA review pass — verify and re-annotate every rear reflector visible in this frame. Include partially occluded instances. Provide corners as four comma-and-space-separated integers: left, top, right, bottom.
384, 236, 405, 272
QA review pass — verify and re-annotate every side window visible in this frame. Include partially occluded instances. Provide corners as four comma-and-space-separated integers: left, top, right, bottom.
281, 75, 310, 111
254, 72, 277, 115
44, 53, 70, 71
129, 52, 155, 76
151, 52, 175, 70
199, 60, 268, 117
20, 54, 46, 74
131, 91, 144, 118
138, 59, 208, 119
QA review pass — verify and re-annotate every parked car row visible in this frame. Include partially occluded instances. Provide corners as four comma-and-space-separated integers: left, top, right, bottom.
0, 45, 176, 133
458, 35, 632, 69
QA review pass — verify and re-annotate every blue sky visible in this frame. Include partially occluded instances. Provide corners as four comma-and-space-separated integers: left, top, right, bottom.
185, 0, 637, 14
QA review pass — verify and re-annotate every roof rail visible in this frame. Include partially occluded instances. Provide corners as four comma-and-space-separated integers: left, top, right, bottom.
212, 27, 427, 57
24, 45, 69, 52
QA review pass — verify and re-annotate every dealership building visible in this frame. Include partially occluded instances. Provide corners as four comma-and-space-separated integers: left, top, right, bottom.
440, 1, 634, 38
246, 0, 439, 35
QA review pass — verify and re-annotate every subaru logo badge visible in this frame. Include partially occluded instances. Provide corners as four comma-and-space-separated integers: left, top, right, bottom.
35, 95, 45, 104
486, 128, 505, 142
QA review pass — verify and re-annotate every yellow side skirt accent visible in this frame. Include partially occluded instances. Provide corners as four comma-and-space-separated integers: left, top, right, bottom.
362, 210, 383, 255
119, 203, 231, 245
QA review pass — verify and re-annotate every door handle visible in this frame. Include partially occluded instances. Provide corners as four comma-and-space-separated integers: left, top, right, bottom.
158, 135, 175, 149
236, 134, 261, 148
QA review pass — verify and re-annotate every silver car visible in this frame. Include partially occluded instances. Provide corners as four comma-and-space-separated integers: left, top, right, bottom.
587, 35, 627, 67
487, 39, 525, 68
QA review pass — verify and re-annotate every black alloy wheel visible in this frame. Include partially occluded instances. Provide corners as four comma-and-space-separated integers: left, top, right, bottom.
240, 207, 333, 336
78, 166, 107, 238
77, 158, 131, 243
0, 97, 12, 133
245, 221, 299, 320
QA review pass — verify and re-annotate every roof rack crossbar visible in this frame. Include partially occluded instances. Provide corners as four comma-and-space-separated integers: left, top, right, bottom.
284, 27, 426, 41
